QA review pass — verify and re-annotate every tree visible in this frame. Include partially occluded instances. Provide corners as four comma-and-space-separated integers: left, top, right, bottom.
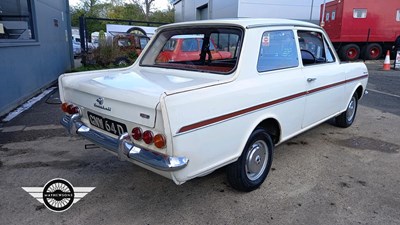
150, 8, 174, 23
131, 0, 155, 22
143, 0, 155, 22
107, 3, 146, 21
70, 1, 113, 33
70, 0, 173, 34
70, 7, 86, 27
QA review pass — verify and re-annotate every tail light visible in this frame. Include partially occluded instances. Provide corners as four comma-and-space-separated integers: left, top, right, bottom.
143, 130, 154, 144
61, 102, 79, 114
154, 134, 166, 149
131, 127, 142, 140
132, 127, 166, 148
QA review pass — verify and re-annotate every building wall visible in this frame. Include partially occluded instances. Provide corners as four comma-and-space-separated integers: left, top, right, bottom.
0, 0, 72, 117
210, 0, 239, 20
238, 0, 326, 22
174, 0, 328, 23
174, 0, 239, 22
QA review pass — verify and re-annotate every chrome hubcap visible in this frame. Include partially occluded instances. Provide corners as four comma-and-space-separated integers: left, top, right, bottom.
346, 96, 356, 122
245, 140, 268, 181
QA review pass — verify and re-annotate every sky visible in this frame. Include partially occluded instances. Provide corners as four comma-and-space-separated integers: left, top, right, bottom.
69, 0, 172, 11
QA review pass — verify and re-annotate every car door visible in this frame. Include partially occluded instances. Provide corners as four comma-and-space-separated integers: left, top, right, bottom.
256, 29, 307, 136
298, 30, 346, 128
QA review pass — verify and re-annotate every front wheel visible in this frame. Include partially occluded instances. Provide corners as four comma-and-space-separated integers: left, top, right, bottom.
227, 128, 274, 192
335, 92, 359, 128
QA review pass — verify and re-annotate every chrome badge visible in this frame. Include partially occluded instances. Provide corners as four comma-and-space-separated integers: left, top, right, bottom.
96, 97, 104, 105
94, 97, 111, 111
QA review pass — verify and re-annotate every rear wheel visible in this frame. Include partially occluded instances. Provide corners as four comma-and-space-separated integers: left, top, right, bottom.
227, 128, 274, 192
335, 92, 358, 128
340, 44, 360, 61
364, 43, 382, 60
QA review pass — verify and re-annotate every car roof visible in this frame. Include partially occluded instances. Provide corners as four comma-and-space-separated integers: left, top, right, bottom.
158, 18, 320, 30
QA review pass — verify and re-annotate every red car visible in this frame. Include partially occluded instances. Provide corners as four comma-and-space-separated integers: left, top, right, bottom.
156, 36, 232, 62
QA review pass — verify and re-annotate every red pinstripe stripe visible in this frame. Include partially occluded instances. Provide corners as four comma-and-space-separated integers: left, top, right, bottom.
177, 74, 368, 134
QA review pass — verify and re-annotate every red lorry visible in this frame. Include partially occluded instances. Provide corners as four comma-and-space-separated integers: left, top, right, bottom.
321, 0, 400, 61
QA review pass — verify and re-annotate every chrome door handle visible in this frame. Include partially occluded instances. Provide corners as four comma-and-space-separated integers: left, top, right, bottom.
307, 78, 317, 82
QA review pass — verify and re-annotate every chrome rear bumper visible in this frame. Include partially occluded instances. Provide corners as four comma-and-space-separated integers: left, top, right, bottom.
60, 114, 188, 171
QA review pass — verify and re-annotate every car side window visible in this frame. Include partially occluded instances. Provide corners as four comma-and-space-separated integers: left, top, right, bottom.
298, 30, 335, 65
324, 39, 335, 63
163, 39, 177, 51
257, 30, 298, 72
199, 39, 215, 51
181, 38, 199, 52
140, 38, 149, 49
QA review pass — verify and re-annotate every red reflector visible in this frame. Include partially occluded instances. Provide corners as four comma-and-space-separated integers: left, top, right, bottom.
154, 134, 166, 149
131, 127, 142, 140
61, 103, 69, 112
66, 104, 79, 114
143, 130, 154, 144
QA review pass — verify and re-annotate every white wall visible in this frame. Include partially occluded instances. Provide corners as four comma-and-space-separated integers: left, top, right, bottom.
209, 0, 239, 20
174, 0, 204, 22
174, 1, 184, 22
238, 0, 327, 21
174, 0, 330, 22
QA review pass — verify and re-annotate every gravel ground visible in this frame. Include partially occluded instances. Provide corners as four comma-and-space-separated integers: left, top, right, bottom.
0, 63, 399, 225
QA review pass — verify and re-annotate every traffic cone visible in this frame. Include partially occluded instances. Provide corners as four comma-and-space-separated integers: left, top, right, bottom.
383, 50, 391, 71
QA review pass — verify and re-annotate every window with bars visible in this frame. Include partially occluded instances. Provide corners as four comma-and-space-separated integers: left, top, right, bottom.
0, 0, 35, 41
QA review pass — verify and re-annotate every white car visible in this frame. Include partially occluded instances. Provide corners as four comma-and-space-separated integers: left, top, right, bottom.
72, 39, 81, 58
59, 18, 368, 192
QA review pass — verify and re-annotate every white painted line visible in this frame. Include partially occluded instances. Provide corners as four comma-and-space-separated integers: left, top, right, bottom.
368, 89, 400, 99
2, 87, 57, 122
1, 124, 64, 133
24, 124, 63, 131
2, 125, 26, 133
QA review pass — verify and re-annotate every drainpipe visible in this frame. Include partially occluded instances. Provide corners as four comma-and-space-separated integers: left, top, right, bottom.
309, 0, 314, 21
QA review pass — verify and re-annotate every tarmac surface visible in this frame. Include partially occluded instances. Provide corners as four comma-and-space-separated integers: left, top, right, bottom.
0, 62, 399, 225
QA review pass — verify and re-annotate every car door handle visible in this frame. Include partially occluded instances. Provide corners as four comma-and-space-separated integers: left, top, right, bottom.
307, 78, 317, 82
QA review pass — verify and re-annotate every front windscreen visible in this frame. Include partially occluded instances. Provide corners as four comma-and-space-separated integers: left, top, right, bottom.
140, 27, 243, 74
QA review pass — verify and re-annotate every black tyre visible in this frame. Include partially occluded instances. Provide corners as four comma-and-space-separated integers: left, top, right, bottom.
340, 44, 360, 61
335, 92, 358, 128
227, 128, 274, 192
126, 27, 147, 36
364, 43, 382, 60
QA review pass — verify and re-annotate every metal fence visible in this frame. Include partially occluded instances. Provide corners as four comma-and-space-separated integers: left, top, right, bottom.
78, 16, 167, 65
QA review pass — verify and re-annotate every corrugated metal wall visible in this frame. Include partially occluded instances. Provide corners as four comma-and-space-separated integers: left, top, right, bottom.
0, 0, 72, 117
238, 0, 324, 22
174, 0, 239, 22
174, 0, 326, 23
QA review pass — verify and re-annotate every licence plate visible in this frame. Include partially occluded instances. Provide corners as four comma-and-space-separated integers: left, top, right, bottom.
87, 112, 127, 136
